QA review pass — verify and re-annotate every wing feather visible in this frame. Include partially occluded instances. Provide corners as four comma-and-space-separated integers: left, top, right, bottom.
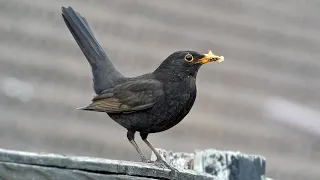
78, 79, 164, 113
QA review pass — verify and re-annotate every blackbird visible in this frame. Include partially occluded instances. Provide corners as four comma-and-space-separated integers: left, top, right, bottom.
61, 6, 224, 171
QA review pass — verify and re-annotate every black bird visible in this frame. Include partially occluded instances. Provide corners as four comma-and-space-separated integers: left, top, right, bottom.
61, 6, 224, 171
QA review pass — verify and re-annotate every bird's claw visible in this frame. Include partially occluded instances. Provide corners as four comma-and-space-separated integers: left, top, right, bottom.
141, 157, 153, 163
153, 158, 179, 174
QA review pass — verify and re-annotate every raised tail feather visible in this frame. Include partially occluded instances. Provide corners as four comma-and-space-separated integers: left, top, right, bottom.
61, 6, 124, 94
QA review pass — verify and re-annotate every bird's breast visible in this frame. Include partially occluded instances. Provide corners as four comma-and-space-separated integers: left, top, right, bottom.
149, 77, 197, 132
166, 77, 197, 108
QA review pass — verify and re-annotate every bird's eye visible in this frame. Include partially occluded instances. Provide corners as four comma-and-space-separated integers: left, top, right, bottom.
184, 54, 194, 62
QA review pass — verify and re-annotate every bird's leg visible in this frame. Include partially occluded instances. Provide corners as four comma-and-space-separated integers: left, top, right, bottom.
140, 133, 178, 172
127, 130, 151, 163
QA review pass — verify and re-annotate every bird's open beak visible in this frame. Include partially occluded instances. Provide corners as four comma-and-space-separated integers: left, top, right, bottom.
197, 50, 224, 64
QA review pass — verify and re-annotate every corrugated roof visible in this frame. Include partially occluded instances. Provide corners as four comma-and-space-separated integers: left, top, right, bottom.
0, 0, 319, 179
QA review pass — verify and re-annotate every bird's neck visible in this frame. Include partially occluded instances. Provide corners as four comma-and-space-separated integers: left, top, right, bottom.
154, 67, 199, 82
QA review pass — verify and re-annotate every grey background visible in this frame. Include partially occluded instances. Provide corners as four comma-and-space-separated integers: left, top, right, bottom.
0, 0, 319, 180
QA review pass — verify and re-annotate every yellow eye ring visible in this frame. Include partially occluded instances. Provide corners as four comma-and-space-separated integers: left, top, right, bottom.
184, 53, 194, 62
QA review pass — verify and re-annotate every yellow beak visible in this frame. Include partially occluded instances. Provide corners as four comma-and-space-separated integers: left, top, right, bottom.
197, 50, 224, 64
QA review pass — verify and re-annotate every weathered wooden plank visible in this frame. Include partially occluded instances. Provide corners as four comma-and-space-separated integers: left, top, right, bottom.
0, 148, 213, 180
0, 162, 155, 180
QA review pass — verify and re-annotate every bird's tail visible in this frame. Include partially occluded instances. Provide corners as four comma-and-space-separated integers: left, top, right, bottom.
61, 6, 124, 94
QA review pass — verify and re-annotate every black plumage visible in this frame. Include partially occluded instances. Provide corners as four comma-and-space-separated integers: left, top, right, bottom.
61, 6, 224, 171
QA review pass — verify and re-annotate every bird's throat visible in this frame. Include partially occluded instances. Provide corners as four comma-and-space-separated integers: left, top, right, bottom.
154, 63, 200, 82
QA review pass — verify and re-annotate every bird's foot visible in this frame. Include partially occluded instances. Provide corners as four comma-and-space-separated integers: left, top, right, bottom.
153, 157, 179, 175
141, 157, 153, 163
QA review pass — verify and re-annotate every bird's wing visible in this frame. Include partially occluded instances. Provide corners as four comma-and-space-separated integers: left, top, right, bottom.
78, 79, 164, 113
61, 6, 124, 94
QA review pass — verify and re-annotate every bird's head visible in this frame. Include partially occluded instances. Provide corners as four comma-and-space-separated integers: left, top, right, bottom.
154, 50, 224, 81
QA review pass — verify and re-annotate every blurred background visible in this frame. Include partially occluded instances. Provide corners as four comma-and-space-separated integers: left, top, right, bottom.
0, 0, 319, 179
